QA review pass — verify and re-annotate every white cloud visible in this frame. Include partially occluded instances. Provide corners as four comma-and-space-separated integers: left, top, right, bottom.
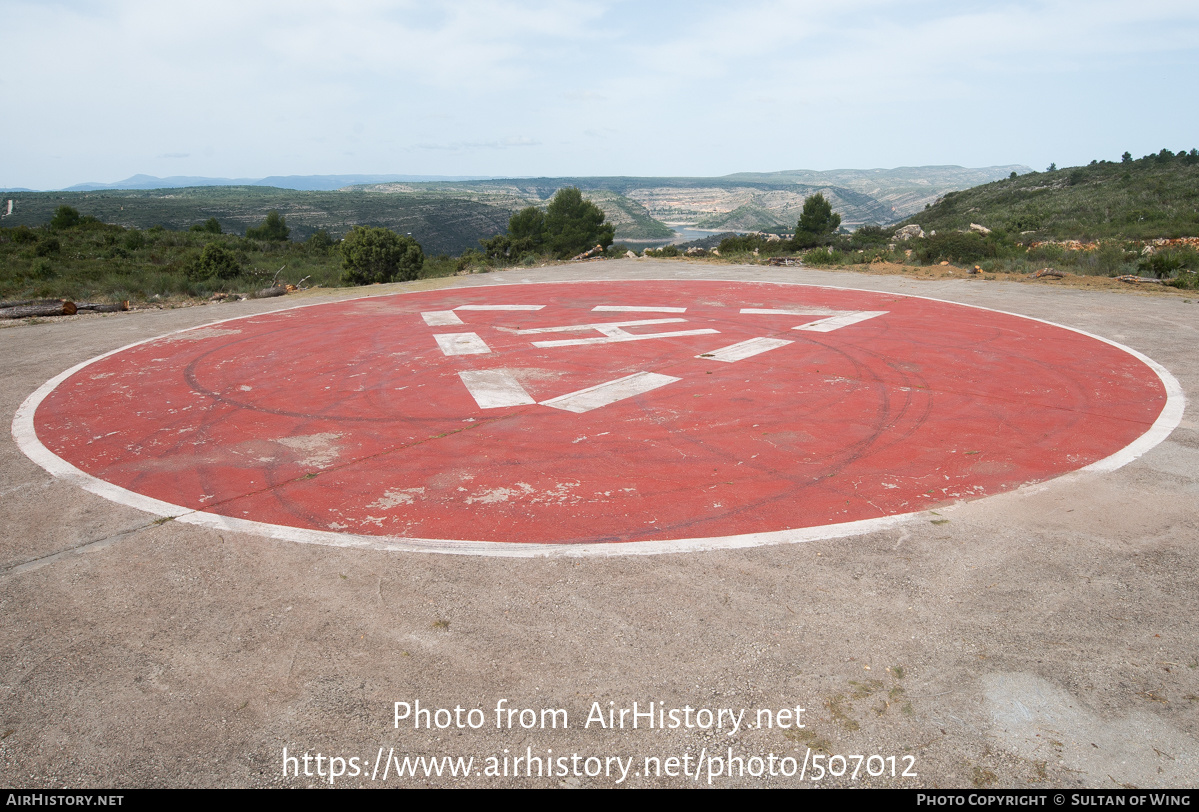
1, 0, 1197, 186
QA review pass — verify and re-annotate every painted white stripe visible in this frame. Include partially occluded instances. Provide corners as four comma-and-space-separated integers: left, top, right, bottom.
8, 277, 1185, 561
458, 370, 536, 409
541, 372, 679, 413
741, 307, 840, 316
794, 311, 888, 332
421, 310, 463, 326
513, 318, 685, 334
453, 305, 545, 311
533, 328, 718, 348
434, 332, 491, 355
698, 336, 793, 362
592, 305, 687, 313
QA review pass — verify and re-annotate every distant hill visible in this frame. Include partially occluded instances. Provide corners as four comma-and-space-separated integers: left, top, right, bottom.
367, 166, 1029, 232
2, 165, 1043, 253
896, 151, 1199, 241
0, 187, 517, 255
63, 173, 504, 192
722, 165, 1030, 221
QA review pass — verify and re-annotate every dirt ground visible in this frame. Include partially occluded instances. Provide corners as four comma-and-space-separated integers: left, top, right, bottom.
2, 259, 1196, 789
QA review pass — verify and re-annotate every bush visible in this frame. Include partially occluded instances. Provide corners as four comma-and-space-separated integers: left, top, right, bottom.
718, 234, 768, 254
340, 226, 424, 285
644, 245, 679, 257
35, 237, 61, 256
246, 211, 290, 241
30, 258, 54, 279
1167, 270, 1199, 290
845, 225, 890, 249
122, 230, 145, 251
802, 247, 844, 266
190, 217, 222, 234
9, 225, 38, 244
190, 243, 242, 281
49, 205, 81, 230
1140, 246, 1199, 279
306, 229, 335, 253
914, 232, 997, 264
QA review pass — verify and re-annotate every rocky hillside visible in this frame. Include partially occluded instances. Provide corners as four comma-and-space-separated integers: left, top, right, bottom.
894, 151, 1199, 241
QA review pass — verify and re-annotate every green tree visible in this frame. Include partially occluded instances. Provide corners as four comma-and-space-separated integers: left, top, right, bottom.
49, 205, 81, 230
246, 210, 290, 241
508, 206, 547, 245
1122, 151, 1132, 163
340, 226, 424, 285
306, 229, 335, 253
190, 243, 242, 280
793, 193, 841, 248
190, 217, 222, 234
543, 187, 614, 258
481, 206, 550, 261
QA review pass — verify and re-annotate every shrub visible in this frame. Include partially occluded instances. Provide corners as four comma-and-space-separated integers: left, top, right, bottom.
802, 247, 843, 266
246, 211, 290, 241
914, 232, 997, 264
35, 237, 61, 256
10, 225, 37, 244
717, 234, 765, 253
191, 243, 242, 281
123, 230, 146, 251
190, 217, 222, 234
306, 229, 335, 253
845, 225, 890, 249
1140, 246, 1199, 279
49, 205, 81, 230
1167, 270, 1199, 290
340, 226, 424, 285
645, 245, 679, 257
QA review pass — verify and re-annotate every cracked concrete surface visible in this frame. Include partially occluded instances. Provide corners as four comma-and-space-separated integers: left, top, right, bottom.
1, 261, 1196, 788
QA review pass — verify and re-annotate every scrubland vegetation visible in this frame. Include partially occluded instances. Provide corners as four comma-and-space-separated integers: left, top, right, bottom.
3, 151, 1198, 307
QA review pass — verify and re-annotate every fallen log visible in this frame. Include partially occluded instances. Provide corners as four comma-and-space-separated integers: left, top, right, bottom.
0, 298, 68, 309
75, 301, 130, 312
0, 300, 77, 319
255, 286, 287, 298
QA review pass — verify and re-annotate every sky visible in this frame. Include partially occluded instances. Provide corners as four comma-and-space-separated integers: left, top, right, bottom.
3, 0, 1198, 190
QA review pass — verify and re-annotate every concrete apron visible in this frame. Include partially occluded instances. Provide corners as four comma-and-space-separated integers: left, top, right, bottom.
1, 260, 1196, 788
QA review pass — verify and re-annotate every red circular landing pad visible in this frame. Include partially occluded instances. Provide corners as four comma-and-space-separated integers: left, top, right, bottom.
25, 280, 1174, 554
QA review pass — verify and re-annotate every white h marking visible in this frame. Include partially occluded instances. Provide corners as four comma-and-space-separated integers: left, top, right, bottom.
435, 332, 491, 355
458, 370, 535, 408
422, 310, 464, 326
794, 311, 888, 332
502, 318, 718, 348
699, 337, 793, 362
541, 372, 679, 413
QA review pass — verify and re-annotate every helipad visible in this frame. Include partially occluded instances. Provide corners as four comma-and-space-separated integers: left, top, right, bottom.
14, 280, 1180, 556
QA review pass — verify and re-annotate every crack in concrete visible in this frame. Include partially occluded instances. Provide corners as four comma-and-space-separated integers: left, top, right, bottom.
2, 521, 158, 578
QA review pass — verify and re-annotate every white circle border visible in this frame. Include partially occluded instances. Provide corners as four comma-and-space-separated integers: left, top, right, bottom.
11, 279, 1187, 558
